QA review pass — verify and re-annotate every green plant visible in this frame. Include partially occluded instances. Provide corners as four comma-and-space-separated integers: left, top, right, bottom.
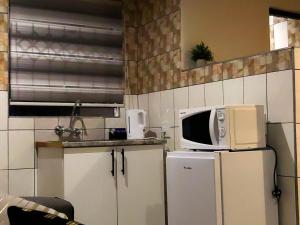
191, 42, 214, 62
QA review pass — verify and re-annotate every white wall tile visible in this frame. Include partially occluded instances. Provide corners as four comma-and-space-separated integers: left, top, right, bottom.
267, 70, 294, 123
138, 94, 149, 127
82, 129, 105, 141
9, 130, 35, 169
267, 123, 295, 177
0, 91, 8, 130
223, 77, 244, 105
125, 95, 138, 109
9, 117, 34, 130
174, 87, 189, 127
34, 117, 58, 130
0, 131, 8, 169
205, 81, 224, 106
161, 89, 174, 129
105, 108, 126, 129
35, 130, 59, 142
277, 176, 297, 225
0, 170, 8, 194
82, 117, 105, 129
149, 92, 161, 127
174, 127, 183, 151
9, 169, 35, 196
244, 74, 267, 117
189, 84, 205, 108
163, 128, 175, 151
274, 22, 289, 50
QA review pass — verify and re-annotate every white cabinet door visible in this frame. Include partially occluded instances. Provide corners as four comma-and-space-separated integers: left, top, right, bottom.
116, 145, 165, 225
64, 147, 117, 225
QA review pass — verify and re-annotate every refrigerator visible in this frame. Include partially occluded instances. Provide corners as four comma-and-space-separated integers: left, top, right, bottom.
166, 150, 279, 225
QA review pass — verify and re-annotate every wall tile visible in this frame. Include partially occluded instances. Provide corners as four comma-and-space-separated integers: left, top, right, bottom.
267, 123, 295, 177
170, 10, 180, 50
188, 67, 204, 86
0, 53, 8, 91
163, 127, 175, 151
0, 14, 7, 32
34, 117, 59, 130
188, 84, 205, 108
9, 117, 34, 130
267, 70, 293, 123
296, 124, 300, 176
138, 94, 149, 127
223, 59, 244, 80
273, 21, 289, 49
149, 92, 161, 127
161, 89, 174, 129
277, 176, 297, 225
9, 130, 35, 169
9, 169, 35, 196
81, 117, 105, 129
244, 74, 267, 117
174, 127, 182, 151
82, 129, 105, 141
223, 77, 244, 105
0, 32, 8, 52
125, 61, 138, 95
0, 91, 8, 130
124, 95, 138, 110
267, 49, 292, 73
0, 131, 7, 169
205, 63, 223, 83
174, 71, 188, 88
295, 48, 300, 69
105, 108, 126, 129
174, 87, 188, 127
160, 52, 174, 90
124, 26, 138, 61
148, 56, 161, 92
138, 60, 149, 94
35, 130, 59, 142
0, 0, 8, 13
0, 170, 8, 194
244, 54, 267, 76
204, 81, 224, 106
288, 20, 300, 47
123, 0, 137, 27
295, 70, 300, 123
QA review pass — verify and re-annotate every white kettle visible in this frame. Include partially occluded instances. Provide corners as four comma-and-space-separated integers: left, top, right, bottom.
126, 109, 146, 139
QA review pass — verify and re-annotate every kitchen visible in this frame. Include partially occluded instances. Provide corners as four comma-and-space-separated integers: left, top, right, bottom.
1, 0, 300, 225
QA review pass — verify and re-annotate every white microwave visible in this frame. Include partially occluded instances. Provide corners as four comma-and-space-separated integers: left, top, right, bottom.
179, 105, 266, 150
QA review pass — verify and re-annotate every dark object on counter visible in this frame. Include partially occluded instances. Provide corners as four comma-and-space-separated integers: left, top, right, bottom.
7, 206, 84, 225
109, 128, 127, 140
23, 197, 74, 220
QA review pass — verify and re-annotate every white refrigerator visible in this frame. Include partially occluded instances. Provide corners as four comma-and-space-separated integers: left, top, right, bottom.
166, 150, 279, 225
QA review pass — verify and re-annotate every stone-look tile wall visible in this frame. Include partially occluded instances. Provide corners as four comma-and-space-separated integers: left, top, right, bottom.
123, 0, 181, 95
270, 15, 300, 50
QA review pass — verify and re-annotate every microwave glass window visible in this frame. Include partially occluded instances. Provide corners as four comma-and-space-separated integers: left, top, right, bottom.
182, 111, 212, 145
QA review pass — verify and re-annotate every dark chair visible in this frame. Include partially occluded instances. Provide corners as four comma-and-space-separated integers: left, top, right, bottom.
23, 197, 74, 220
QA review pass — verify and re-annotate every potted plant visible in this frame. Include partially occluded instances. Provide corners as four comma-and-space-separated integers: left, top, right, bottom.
191, 42, 214, 67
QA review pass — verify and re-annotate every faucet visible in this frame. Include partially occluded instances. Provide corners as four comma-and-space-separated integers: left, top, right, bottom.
55, 100, 87, 141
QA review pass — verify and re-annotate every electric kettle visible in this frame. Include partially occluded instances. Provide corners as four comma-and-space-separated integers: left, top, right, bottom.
126, 109, 146, 139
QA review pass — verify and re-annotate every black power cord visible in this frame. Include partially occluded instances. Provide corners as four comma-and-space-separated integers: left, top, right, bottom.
267, 145, 282, 201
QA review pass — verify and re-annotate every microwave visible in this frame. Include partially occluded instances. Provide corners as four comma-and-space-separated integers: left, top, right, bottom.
179, 105, 266, 150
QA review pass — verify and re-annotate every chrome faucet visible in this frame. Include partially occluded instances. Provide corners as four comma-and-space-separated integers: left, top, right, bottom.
55, 100, 87, 141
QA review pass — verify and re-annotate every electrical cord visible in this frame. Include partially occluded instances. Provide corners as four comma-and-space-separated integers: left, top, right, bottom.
267, 145, 282, 201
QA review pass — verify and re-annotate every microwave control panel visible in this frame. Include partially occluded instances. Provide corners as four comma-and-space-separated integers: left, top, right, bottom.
216, 109, 227, 146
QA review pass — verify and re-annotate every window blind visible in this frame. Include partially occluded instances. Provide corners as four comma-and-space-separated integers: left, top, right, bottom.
9, 0, 124, 106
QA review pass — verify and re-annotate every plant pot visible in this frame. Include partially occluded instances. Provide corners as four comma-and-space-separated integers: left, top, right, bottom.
196, 59, 207, 67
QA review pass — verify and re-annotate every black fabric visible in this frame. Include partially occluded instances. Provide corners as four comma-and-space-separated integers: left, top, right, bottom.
23, 197, 74, 220
7, 206, 84, 225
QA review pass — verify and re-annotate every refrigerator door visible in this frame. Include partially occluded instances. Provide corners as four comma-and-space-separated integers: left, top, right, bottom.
166, 151, 221, 225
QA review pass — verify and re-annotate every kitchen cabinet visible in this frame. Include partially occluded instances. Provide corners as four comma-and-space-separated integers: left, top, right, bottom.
63, 145, 165, 225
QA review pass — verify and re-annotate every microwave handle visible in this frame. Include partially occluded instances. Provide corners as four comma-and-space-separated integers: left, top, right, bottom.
209, 109, 218, 145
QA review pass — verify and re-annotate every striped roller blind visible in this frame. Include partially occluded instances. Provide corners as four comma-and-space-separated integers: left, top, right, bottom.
9, 0, 124, 106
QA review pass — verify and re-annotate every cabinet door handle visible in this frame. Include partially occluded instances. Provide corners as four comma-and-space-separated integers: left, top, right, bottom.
121, 148, 125, 175
111, 149, 115, 176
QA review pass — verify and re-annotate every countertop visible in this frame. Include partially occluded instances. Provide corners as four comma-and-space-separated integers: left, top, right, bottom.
36, 138, 166, 149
